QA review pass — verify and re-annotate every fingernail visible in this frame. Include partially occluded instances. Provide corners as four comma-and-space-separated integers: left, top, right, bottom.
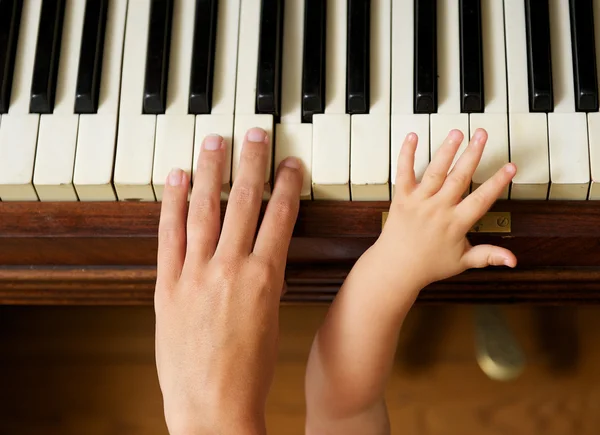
503, 258, 513, 267
449, 129, 462, 143
247, 127, 267, 143
203, 134, 223, 151
283, 157, 301, 169
505, 163, 516, 174
407, 132, 417, 142
168, 168, 183, 186
474, 129, 485, 144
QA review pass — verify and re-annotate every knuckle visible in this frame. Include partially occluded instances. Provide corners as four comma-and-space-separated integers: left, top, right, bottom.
250, 258, 277, 289
241, 147, 264, 165
191, 195, 220, 222
448, 171, 470, 188
270, 197, 296, 221
231, 183, 261, 208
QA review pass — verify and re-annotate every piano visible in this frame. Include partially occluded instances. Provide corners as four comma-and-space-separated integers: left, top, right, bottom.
1, 0, 600, 306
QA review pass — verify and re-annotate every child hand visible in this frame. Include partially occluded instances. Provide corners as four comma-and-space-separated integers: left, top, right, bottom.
305, 128, 517, 435
369, 128, 517, 292
154, 128, 302, 435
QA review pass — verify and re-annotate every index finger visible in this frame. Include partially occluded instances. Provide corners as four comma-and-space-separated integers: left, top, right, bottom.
253, 157, 303, 267
455, 163, 516, 229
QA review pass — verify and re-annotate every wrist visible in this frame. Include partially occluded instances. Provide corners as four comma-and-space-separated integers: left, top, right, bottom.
166, 404, 266, 435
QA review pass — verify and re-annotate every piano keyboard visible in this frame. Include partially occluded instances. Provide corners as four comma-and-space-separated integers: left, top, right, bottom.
0, 0, 599, 202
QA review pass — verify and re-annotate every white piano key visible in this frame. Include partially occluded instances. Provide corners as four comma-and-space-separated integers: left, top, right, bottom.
470, 0, 508, 197
275, 123, 313, 199
590, 0, 600, 199
114, 0, 156, 201
588, 113, 600, 200
470, 114, 509, 199
324, 0, 347, 114
481, 0, 507, 114
274, 0, 312, 198
211, 0, 240, 115
503, 0, 531, 113
432, 0, 467, 167
391, 114, 430, 188
547, 0, 589, 199
312, 0, 349, 199
508, 113, 549, 200
280, 0, 304, 124
350, 0, 390, 201
0, 0, 42, 200
437, 0, 460, 113
504, 0, 550, 199
351, 116, 390, 200
232, 0, 273, 185
74, 0, 127, 201
152, 0, 195, 199
312, 113, 350, 200
33, 0, 86, 201
548, 113, 589, 200
192, 0, 240, 194
391, 0, 413, 115
194, 114, 234, 199
0, 115, 39, 200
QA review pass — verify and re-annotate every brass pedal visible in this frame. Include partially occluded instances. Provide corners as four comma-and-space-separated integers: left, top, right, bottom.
474, 305, 525, 381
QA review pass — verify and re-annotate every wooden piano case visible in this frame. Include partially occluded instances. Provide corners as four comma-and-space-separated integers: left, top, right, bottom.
0, 200, 599, 305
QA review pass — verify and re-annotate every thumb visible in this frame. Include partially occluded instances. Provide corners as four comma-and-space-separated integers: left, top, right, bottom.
462, 244, 517, 269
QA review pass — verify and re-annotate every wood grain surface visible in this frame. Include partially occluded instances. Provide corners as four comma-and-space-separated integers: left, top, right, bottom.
1, 304, 600, 434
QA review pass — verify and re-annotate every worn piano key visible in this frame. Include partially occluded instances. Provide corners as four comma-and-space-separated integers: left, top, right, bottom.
414, 0, 437, 113
143, 0, 173, 115
459, 0, 484, 113
524, 0, 553, 112
188, 0, 218, 114
301, 0, 326, 123
30, 0, 66, 114
569, 0, 598, 113
0, 0, 23, 114
255, 0, 284, 116
346, 0, 370, 114
74, 0, 108, 114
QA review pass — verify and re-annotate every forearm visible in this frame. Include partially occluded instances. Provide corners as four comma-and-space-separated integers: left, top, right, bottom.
305, 250, 421, 422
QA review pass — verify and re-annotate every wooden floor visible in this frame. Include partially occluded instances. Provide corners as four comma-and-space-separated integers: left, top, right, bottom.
1, 304, 600, 434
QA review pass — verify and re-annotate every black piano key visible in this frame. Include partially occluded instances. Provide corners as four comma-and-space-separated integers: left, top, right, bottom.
414, 0, 437, 114
0, 0, 23, 114
459, 0, 484, 113
74, 0, 109, 114
346, 0, 370, 114
301, 0, 326, 123
569, 0, 599, 112
188, 0, 218, 115
524, 0, 553, 112
30, 0, 66, 114
255, 0, 284, 116
143, 0, 173, 115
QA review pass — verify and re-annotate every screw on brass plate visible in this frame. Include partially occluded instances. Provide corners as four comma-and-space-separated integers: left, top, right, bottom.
496, 217, 510, 228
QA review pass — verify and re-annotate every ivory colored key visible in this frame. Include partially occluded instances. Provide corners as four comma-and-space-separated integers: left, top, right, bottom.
152, 0, 195, 200
232, 0, 273, 188
0, 0, 42, 201
470, 0, 509, 199
350, 0, 390, 201
192, 0, 241, 197
548, 0, 590, 200
589, 0, 600, 199
504, 0, 549, 199
312, 0, 350, 200
33, 0, 87, 201
113, 0, 157, 201
430, 0, 468, 164
275, 0, 312, 198
74, 0, 127, 201
391, 0, 429, 195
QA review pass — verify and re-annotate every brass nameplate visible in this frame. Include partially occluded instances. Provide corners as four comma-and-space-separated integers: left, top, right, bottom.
382, 211, 511, 233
